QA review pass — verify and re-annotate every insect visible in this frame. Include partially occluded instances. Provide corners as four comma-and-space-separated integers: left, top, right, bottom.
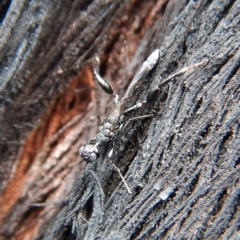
79, 49, 159, 193
79, 49, 207, 193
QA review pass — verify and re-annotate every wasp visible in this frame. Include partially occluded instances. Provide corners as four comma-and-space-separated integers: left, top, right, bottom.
79, 49, 207, 193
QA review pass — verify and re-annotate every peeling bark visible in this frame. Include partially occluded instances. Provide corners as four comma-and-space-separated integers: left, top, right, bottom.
0, 0, 239, 239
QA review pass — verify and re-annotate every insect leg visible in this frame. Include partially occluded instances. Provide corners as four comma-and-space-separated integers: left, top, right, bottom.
158, 59, 208, 88
123, 101, 147, 114
89, 170, 105, 204
108, 148, 132, 194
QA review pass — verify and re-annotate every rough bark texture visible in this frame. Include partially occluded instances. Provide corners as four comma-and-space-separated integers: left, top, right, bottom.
0, 0, 239, 239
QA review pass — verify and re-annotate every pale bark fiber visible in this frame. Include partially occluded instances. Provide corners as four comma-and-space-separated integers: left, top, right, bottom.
0, 0, 239, 239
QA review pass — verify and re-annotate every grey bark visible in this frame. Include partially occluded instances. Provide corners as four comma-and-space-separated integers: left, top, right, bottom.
0, 0, 239, 239
48, 1, 240, 239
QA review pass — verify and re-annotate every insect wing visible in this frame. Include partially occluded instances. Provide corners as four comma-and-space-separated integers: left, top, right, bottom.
122, 65, 147, 100
123, 49, 160, 99
145, 49, 160, 69
131, 61, 150, 83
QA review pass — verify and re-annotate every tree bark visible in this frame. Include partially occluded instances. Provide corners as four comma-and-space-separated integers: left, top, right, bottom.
0, 0, 239, 239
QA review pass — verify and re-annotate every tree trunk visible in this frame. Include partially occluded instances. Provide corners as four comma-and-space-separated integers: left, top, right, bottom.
0, 0, 239, 239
